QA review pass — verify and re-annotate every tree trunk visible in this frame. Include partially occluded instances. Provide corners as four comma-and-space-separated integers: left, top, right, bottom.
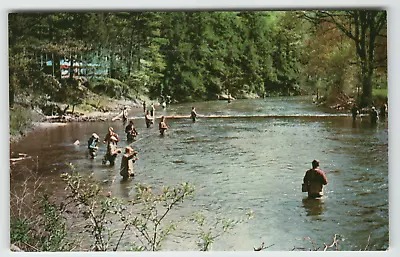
127, 26, 135, 76
9, 85, 15, 107
69, 54, 74, 80
109, 48, 115, 78
53, 54, 61, 80
361, 64, 374, 107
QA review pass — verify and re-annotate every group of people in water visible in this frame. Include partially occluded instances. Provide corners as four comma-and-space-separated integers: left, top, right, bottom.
87, 126, 138, 180
351, 103, 388, 123
86, 98, 386, 195
304, 103, 388, 199
86, 102, 200, 180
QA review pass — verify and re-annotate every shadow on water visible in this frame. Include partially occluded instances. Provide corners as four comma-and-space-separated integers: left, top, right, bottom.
301, 197, 327, 216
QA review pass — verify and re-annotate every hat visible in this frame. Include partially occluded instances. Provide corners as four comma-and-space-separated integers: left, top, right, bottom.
125, 146, 133, 153
92, 133, 99, 139
110, 136, 117, 141
371, 106, 376, 110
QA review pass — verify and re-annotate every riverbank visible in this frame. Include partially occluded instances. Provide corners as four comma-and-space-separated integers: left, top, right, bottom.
9, 98, 147, 145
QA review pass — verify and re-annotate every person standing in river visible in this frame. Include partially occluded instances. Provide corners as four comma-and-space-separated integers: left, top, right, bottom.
142, 101, 146, 113
351, 104, 359, 121
87, 133, 99, 159
145, 110, 153, 128
159, 116, 169, 136
103, 127, 119, 145
150, 103, 155, 117
125, 119, 138, 141
122, 106, 128, 123
303, 160, 328, 199
370, 106, 379, 124
380, 103, 388, 119
120, 146, 138, 179
191, 106, 198, 122
102, 136, 121, 166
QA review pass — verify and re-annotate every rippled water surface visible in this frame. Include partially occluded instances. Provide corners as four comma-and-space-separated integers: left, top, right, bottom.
10, 96, 389, 251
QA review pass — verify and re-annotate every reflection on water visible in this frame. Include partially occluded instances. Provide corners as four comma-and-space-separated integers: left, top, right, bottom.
302, 197, 327, 216
10, 96, 388, 251
118, 178, 132, 199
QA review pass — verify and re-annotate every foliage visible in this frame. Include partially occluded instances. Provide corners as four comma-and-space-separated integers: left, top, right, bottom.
91, 78, 130, 99
190, 211, 253, 251
372, 88, 388, 98
10, 164, 72, 251
55, 78, 88, 113
8, 11, 387, 106
59, 164, 195, 251
301, 10, 387, 106
10, 218, 32, 244
9, 106, 34, 136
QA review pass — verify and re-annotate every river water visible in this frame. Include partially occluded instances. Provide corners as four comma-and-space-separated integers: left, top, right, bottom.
10, 96, 389, 251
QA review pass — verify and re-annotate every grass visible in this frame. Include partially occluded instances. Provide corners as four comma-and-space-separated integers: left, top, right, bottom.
372, 88, 388, 98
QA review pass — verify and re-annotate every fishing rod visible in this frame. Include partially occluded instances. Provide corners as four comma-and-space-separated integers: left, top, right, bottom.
130, 132, 155, 144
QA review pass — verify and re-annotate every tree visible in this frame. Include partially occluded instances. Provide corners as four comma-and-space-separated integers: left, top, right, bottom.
302, 10, 387, 107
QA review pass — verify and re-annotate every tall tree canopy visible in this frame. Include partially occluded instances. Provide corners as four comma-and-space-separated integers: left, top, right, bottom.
302, 10, 387, 107
8, 11, 387, 106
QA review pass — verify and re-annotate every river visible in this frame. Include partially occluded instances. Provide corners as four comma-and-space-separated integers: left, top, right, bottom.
10, 96, 389, 251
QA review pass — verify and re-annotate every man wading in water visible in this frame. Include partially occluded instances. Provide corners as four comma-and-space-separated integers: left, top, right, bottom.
125, 119, 138, 141
191, 106, 198, 122
120, 146, 138, 180
87, 133, 100, 159
159, 116, 169, 136
102, 136, 121, 166
303, 160, 328, 199
145, 110, 153, 128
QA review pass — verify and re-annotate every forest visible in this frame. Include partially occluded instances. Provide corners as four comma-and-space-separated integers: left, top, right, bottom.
9, 11, 387, 132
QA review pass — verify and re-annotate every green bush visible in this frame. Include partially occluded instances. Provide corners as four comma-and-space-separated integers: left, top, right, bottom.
10, 218, 32, 244
92, 78, 131, 99
372, 88, 388, 106
9, 106, 33, 136
372, 88, 388, 98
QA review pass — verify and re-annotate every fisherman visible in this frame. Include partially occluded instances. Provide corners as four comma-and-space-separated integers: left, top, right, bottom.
125, 119, 138, 141
87, 133, 100, 159
351, 104, 359, 121
103, 127, 119, 145
142, 101, 146, 113
150, 103, 155, 117
191, 106, 198, 122
380, 103, 388, 119
122, 106, 128, 123
102, 136, 121, 166
303, 160, 328, 199
145, 110, 153, 128
159, 116, 169, 136
228, 94, 233, 103
370, 106, 379, 124
120, 146, 138, 180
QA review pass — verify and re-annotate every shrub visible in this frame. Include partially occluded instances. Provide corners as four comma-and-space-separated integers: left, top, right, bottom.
9, 106, 33, 136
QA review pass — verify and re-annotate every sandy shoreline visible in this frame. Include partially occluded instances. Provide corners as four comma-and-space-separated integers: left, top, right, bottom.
10, 99, 147, 144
